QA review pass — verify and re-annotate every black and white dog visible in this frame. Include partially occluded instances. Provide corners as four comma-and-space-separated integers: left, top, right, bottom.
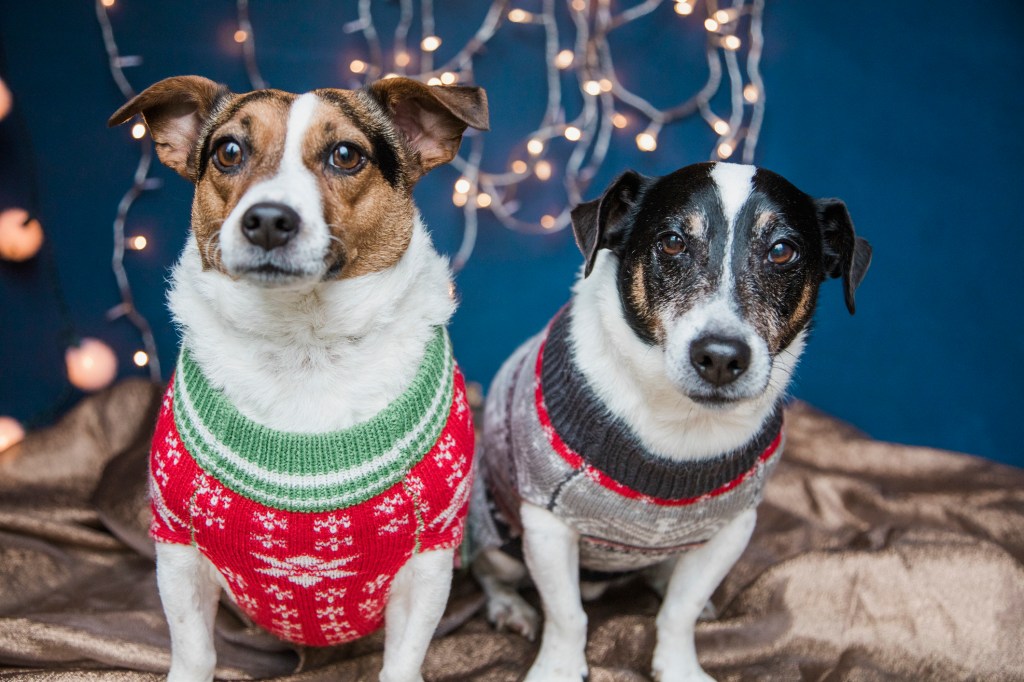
469, 162, 871, 681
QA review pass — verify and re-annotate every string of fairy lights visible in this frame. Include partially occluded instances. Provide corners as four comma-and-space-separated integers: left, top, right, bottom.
0, 0, 767, 451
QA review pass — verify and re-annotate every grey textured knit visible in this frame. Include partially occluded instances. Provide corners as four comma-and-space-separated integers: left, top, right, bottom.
469, 306, 784, 574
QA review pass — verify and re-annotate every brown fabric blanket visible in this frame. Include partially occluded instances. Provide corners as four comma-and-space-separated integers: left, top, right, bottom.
0, 379, 1021, 681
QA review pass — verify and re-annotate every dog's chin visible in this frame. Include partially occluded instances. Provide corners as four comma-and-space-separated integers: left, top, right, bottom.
674, 377, 770, 412
230, 263, 324, 289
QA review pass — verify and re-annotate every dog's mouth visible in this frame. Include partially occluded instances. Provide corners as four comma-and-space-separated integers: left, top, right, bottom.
686, 391, 747, 409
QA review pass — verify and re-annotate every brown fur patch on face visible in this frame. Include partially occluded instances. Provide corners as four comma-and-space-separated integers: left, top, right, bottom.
754, 210, 776, 235
683, 212, 707, 240
629, 261, 664, 341
308, 92, 417, 279
191, 91, 295, 272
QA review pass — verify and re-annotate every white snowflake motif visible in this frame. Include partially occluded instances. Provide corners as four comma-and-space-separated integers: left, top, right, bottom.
255, 510, 288, 532
358, 596, 385, 619
378, 515, 411, 534
255, 553, 358, 588
253, 532, 287, 550
318, 603, 346, 620
454, 385, 468, 417
272, 619, 304, 640
315, 535, 353, 553
264, 583, 294, 602
320, 619, 358, 641
218, 566, 248, 592
363, 573, 391, 596
434, 433, 457, 462
313, 514, 351, 535
374, 493, 404, 517
162, 387, 173, 414
315, 585, 347, 605
270, 602, 299, 620
233, 592, 260, 613
190, 474, 227, 531
164, 434, 182, 465
429, 471, 473, 533
446, 454, 468, 488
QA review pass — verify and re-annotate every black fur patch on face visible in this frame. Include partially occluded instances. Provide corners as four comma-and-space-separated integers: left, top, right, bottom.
316, 89, 404, 189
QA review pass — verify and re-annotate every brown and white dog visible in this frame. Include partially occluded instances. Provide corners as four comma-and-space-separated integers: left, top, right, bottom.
470, 162, 871, 681
109, 76, 487, 682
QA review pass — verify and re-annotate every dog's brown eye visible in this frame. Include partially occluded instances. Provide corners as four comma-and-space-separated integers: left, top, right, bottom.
768, 240, 798, 265
214, 139, 244, 169
330, 143, 363, 172
658, 233, 686, 256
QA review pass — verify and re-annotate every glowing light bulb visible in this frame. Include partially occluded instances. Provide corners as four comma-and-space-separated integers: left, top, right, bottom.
454, 177, 472, 194
743, 84, 760, 103
350, 60, 367, 74
714, 9, 738, 23
717, 141, 735, 159
452, 192, 468, 207
66, 338, 118, 393
636, 131, 658, 152
527, 138, 544, 155
540, 214, 556, 229
394, 51, 411, 67
511, 160, 528, 174
674, 1, 693, 15
0, 208, 43, 262
564, 125, 582, 141
555, 49, 574, 69
0, 417, 24, 453
440, 71, 457, 85
712, 119, 731, 136
101, 0, 116, 7
722, 35, 742, 51
583, 80, 602, 96
0, 78, 10, 122
234, 29, 248, 43
571, 0, 586, 10
508, 9, 532, 22
427, 77, 442, 86
612, 113, 628, 129
421, 36, 442, 52
534, 160, 552, 181
704, 18, 720, 31
133, 350, 149, 367
131, 123, 146, 139
128, 235, 148, 251
599, 78, 613, 93
476, 192, 493, 208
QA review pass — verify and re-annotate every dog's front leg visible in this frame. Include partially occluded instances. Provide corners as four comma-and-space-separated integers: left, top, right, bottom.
155, 543, 222, 682
521, 502, 588, 682
380, 547, 454, 682
651, 508, 757, 682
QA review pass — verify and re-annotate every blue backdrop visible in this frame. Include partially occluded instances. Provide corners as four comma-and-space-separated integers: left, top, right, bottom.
1, 2, 1022, 466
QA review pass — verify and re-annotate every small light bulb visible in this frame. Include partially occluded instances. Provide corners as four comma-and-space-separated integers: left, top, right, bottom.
476, 192, 493, 208
712, 119, 731, 136
555, 49, 574, 69
0, 417, 24, 453
564, 125, 582, 142
452, 192, 468, 207
612, 113, 628, 129
0, 78, 10, 122
540, 214, 556, 229
704, 18, 720, 31
722, 35, 741, 50
674, 1, 693, 15
427, 77, 443, 86
421, 35, 442, 52
101, 0, 116, 7
454, 177, 471, 194
350, 59, 367, 74
534, 160, 552, 181
636, 131, 657, 152
743, 84, 760, 103
131, 123, 146, 139
66, 338, 118, 393
571, 0, 586, 10
394, 51, 411, 67
129, 235, 148, 250
583, 80, 602, 96
133, 350, 149, 367
0, 208, 44, 262
527, 138, 544, 155
599, 78, 613, 93
440, 71, 457, 85
713, 9, 734, 23
508, 9, 532, 22
234, 29, 248, 43
717, 141, 735, 159
511, 160, 528, 174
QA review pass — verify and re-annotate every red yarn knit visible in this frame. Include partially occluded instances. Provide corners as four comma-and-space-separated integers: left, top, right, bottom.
149, 370, 474, 647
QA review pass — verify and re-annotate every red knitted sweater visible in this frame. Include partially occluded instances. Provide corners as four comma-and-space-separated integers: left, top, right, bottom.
149, 329, 474, 646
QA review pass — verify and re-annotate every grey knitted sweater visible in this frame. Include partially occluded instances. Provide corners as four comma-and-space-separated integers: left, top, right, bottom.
469, 306, 783, 574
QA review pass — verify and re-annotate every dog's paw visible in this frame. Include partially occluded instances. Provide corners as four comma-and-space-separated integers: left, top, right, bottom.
485, 590, 540, 641
524, 651, 588, 682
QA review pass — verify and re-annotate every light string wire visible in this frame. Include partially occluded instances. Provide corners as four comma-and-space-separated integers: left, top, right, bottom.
96, 0, 162, 381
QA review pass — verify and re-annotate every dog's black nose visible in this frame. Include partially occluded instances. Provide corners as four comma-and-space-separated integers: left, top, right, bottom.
690, 335, 751, 387
241, 202, 300, 250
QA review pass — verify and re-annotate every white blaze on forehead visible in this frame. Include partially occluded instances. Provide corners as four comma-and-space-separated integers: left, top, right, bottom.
281, 92, 320, 173
710, 161, 756, 304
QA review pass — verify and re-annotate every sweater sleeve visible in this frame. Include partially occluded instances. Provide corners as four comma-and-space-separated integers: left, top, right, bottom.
149, 380, 195, 546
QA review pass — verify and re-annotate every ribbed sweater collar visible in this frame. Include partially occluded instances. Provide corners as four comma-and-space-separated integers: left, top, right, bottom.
172, 327, 454, 512
539, 306, 783, 500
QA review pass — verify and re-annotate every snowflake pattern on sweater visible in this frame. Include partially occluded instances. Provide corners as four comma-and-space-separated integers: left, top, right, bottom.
150, 329, 474, 647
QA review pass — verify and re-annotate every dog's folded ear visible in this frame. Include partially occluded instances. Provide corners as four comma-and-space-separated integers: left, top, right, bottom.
816, 198, 872, 315
367, 77, 489, 178
108, 76, 228, 182
571, 170, 648, 278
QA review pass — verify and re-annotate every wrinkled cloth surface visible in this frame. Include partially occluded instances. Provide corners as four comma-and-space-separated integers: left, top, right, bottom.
0, 379, 1021, 681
